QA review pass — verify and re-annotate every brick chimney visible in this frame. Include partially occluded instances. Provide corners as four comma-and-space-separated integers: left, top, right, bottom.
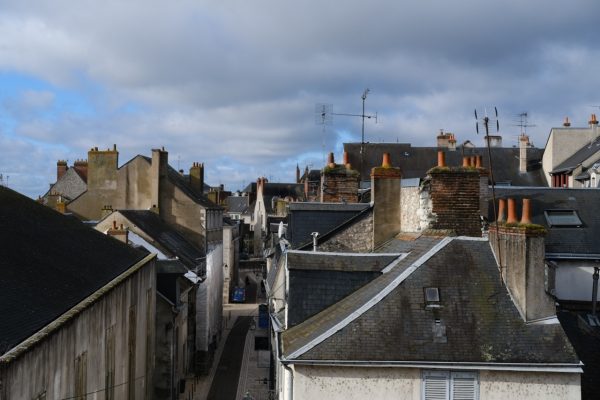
489, 198, 555, 321
372, 152, 402, 246
421, 158, 481, 237
519, 133, 530, 173
87, 145, 118, 190
320, 152, 360, 203
57, 160, 68, 181
190, 162, 204, 194
107, 220, 129, 244
151, 147, 168, 212
73, 159, 88, 182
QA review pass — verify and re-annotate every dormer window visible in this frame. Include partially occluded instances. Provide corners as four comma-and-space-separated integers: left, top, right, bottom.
544, 210, 583, 227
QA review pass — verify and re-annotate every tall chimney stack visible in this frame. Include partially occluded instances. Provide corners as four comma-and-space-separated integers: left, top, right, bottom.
371, 153, 402, 246
151, 148, 168, 213
57, 160, 68, 181
190, 162, 205, 194
519, 133, 530, 173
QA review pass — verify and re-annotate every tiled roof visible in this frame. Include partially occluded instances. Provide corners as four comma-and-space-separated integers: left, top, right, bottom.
282, 237, 578, 366
117, 210, 206, 272
490, 188, 600, 257
287, 202, 371, 249
344, 143, 547, 186
0, 187, 147, 356
226, 196, 250, 213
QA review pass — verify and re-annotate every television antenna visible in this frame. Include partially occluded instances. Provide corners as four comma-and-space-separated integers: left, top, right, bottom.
475, 106, 502, 281
316, 88, 378, 172
513, 112, 536, 135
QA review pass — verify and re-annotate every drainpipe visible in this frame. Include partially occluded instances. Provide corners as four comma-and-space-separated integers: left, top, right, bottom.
283, 363, 294, 400
592, 267, 599, 316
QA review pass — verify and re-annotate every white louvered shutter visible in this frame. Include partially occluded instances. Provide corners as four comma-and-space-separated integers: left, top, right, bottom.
423, 371, 449, 400
450, 372, 478, 400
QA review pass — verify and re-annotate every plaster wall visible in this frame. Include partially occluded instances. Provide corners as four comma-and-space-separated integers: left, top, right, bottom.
292, 365, 420, 400
479, 370, 580, 400
555, 261, 598, 302
0, 260, 156, 400
542, 128, 596, 185
400, 186, 420, 232
372, 176, 401, 246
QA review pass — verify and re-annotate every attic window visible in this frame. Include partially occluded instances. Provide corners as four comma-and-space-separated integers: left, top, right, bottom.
424, 287, 440, 303
544, 210, 583, 227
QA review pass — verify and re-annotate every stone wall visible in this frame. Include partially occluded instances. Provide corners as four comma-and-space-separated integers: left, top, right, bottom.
400, 186, 420, 232
317, 210, 374, 253
320, 168, 360, 203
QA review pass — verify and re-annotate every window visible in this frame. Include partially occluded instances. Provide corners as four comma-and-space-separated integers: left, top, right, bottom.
424, 287, 441, 309
423, 371, 479, 400
544, 210, 583, 227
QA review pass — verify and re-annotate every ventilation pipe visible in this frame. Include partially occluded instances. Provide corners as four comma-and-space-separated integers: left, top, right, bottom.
311, 232, 319, 252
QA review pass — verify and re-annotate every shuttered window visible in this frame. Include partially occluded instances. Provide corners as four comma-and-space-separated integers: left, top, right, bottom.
423, 371, 478, 400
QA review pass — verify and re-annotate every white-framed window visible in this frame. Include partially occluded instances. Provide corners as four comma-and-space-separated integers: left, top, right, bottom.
422, 370, 479, 400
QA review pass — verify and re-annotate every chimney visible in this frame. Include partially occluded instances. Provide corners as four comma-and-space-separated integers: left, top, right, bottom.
343, 151, 350, 169
57, 160, 68, 181
489, 198, 554, 321
107, 220, 129, 244
589, 113, 598, 127
190, 162, 204, 195
462, 156, 470, 167
87, 145, 118, 190
73, 159, 88, 182
519, 133, 530, 173
497, 198, 506, 222
423, 159, 481, 237
506, 198, 517, 224
563, 117, 571, 127
448, 133, 457, 151
101, 204, 113, 219
320, 153, 360, 203
151, 148, 168, 213
485, 135, 502, 147
371, 153, 402, 247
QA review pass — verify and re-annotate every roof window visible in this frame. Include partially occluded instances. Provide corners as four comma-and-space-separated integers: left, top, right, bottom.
424, 287, 441, 309
544, 210, 583, 227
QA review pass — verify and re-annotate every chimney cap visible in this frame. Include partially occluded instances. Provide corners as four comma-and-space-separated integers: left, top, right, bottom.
563, 116, 571, 127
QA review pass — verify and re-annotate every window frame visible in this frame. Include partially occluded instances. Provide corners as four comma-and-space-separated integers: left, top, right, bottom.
544, 209, 583, 227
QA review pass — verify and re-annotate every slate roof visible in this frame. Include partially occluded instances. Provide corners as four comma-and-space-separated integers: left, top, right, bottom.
282, 237, 578, 366
0, 187, 147, 356
242, 182, 305, 199
344, 142, 547, 186
116, 210, 206, 272
285, 251, 400, 327
287, 202, 371, 249
226, 196, 250, 213
552, 135, 600, 174
490, 187, 600, 257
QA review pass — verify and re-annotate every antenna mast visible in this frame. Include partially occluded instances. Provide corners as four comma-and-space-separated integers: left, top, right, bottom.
514, 112, 536, 135
315, 88, 377, 173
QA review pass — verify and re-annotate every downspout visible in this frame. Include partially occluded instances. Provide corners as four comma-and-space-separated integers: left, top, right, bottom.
283, 363, 294, 400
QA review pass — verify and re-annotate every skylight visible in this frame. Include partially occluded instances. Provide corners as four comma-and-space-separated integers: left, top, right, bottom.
544, 210, 583, 227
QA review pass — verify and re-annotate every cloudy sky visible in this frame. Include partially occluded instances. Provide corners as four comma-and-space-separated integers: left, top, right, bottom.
1, 0, 599, 197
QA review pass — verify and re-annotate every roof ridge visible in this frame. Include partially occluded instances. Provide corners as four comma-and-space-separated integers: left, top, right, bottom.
284, 237, 454, 360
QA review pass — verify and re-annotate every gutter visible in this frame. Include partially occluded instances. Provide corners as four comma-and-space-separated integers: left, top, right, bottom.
281, 359, 583, 374
0, 253, 156, 364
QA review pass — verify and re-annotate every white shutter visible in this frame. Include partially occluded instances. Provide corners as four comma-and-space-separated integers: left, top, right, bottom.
423, 371, 449, 400
450, 372, 478, 400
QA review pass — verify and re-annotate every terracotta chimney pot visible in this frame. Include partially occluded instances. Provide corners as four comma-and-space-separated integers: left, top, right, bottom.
506, 198, 518, 224
382, 152, 391, 168
590, 114, 599, 126
327, 152, 335, 168
462, 156, 470, 167
437, 151, 446, 167
470, 156, 477, 167
521, 198, 532, 225
343, 151, 349, 165
475, 155, 482, 168
497, 198, 506, 222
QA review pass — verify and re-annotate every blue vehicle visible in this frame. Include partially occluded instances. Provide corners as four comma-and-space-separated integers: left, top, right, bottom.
232, 286, 246, 303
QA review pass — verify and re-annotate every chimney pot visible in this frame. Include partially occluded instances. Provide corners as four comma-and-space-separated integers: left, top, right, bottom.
113, 220, 117, 229
437, 151, 446, 167
563, 117, 571, 127
590, 114, 599, 126
343, 151, 349, 166
462, 156, 470, 167
520, 198, 532, 225
497, 198, 506, 222
470, 156, 477, 167
506, 198, 518, 224
382, 152, 391, 168
475, 155, 482, 168
327, 152, 335, 168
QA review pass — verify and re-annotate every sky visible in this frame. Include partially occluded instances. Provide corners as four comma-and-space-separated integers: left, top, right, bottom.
1, 0, 599, 197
